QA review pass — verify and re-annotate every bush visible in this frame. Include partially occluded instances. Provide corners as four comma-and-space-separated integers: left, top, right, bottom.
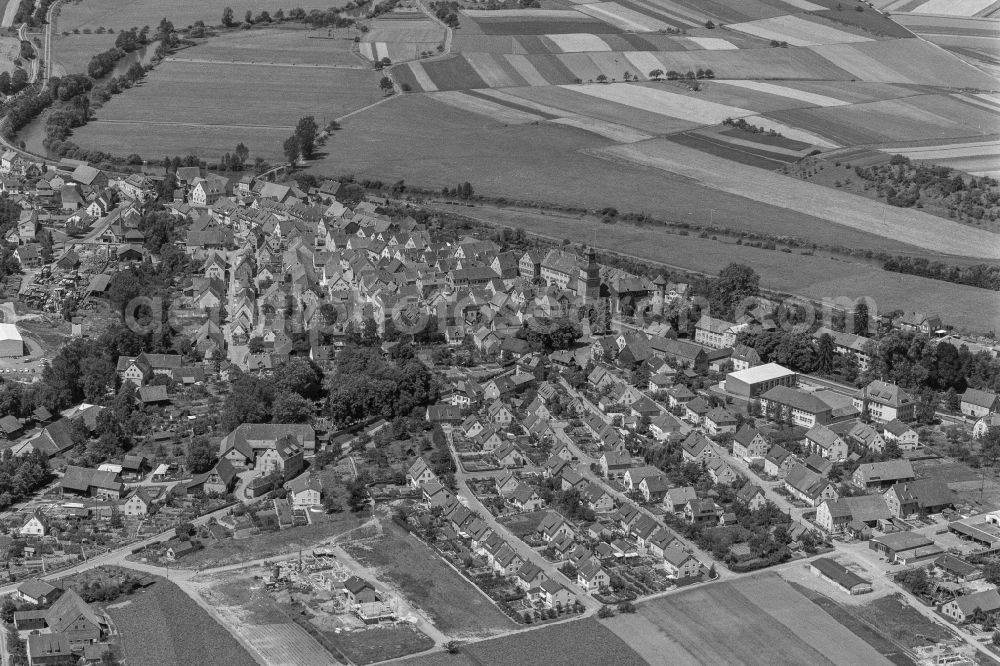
597, 605, 615, 619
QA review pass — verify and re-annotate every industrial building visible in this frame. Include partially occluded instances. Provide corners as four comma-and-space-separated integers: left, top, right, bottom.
725, 363, 798, 399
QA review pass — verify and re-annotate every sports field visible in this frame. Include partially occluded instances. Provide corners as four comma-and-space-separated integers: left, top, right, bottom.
603, 574, 894, 665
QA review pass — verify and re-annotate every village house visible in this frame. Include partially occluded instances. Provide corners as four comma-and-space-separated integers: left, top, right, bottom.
784, 464, 839, 507
732, 426, 769, 461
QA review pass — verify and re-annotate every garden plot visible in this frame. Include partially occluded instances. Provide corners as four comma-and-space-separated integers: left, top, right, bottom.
683, 36, 738, 49
546, 33, 613, 52
727, 14, 873, 46
429, 90, 545, 123
576, 2, 675, 31
715, 80, 851, 107
594, 138, 1000, 259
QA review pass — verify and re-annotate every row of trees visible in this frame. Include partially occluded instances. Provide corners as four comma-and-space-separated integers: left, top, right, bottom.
282, 115, 319, 163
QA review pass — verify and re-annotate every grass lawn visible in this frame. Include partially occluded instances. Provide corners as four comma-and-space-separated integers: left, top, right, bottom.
177, 512, 369, 568
323, 625, 434, 665
498, 510, 548, 538
397, 618, 647, 666
50, 33, 118, 75
840, 593, 954, 651
343, 520, 516, 637
108, 578, 257, 666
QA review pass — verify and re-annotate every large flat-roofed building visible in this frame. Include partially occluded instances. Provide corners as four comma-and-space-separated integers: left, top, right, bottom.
725, 363, 797, 399
0, 323, 23, 357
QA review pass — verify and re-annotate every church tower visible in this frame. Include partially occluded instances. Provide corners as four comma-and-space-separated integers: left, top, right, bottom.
583, 247, 600, 302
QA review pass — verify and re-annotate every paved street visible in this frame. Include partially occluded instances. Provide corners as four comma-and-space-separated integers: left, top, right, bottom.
447, 431, 601, 611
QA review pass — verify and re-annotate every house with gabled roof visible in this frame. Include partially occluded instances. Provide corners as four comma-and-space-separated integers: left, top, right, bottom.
536, 511, 574, 543
505, 483, 544, 512
662, 546, 701, 579
962, 389, 999, 418
763, 444, 796, 478
882, 419, 919, 450
664, 486, 697, 513
852, 460, 915, 491
599, 450, 632, 479
46, 588, 106, 646
803, 424, 848, 462
577, 561, 609, 593
732, 426, 769, 461
883, 480, 953, 518
784, 463, 839, 507
407, 457, 438, 488
680, 432, 718, 464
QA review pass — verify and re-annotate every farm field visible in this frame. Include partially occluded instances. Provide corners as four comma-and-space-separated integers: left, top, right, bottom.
342, 520, 517, 637
49, 32, 117, 75
603, 573, 893, 665
90, 60, 381, 125
71, 121, 290, 160
314, 94, 995, 258
397, 618, 647, 666
594, 138, 1000, 259
186, 29, 364, 67
56, 0, 334, 33
420, 200, 1000, 332
71, 54, 381, 160
108, 579, 258, 666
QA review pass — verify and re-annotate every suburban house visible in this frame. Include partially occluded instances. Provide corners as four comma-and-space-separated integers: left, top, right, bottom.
784, 464, 839, 507
815, 495, 891, 535
662, 546, 701, 580
802, 424, 848, 462
732, 426, 769, 461
882, 419, 920, 450
942, 589, 1000, 623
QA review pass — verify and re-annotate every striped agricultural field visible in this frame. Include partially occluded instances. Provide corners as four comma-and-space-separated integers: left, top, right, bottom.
505, 84, 700, 134
408, 61, 438, 91
728, 15, 874, 46
576, 2, 675, 31
684, 37, 738, 50
464, 52, 525, 87
566, 82, 755, 124
715, 80, 851, 107
546, 33, 613, 52
623, 51, 665, 77
503, 55, 550, 85
428, 90, 544, 123
881, 138, 1000, 160
557, 53, 608, 81
910, 0, 996, 15
551, 115, 653, 142
771, 0, 824, 9
809, 43, 915, 82
461, 8, 588, 17
359, 42, 374, 59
